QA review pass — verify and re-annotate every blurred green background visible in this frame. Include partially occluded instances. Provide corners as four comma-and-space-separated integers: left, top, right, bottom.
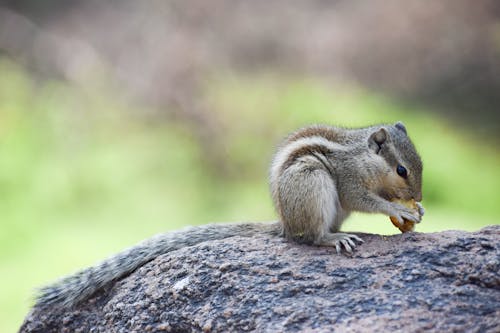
1, 1, 500, 331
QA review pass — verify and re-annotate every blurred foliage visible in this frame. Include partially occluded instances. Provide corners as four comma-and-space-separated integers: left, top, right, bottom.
1, 58, 499, 332
2, 0, 500, 137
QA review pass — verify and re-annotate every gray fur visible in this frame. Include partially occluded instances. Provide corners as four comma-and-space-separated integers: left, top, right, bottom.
35, 122, 423, 309
269, 122, 423, 248
36, 222, 281, 308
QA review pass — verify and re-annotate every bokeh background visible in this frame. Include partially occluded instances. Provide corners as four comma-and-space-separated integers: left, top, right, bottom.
1, 0, 499, 331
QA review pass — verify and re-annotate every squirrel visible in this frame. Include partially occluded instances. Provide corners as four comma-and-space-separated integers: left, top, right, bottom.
34, 121, 424, 308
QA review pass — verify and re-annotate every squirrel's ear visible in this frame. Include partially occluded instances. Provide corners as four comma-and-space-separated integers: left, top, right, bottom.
394, 121, 407, 135
368, 128, 388, 154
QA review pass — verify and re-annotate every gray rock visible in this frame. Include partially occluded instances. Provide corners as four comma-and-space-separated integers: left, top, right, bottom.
20, 225, 500, 332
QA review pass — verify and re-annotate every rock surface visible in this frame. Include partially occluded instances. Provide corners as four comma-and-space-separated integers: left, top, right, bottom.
20, 225, 500, 333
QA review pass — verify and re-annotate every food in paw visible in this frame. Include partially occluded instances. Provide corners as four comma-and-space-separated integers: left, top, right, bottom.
390, 199, 419, 233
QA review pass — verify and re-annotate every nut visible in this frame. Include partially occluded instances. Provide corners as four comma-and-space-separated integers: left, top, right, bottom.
390, 199, 418, 233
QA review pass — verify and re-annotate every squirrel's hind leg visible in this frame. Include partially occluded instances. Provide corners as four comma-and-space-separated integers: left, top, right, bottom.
277, 163, 336, 244
277, 161, 363, 253
278, 162, 362, 252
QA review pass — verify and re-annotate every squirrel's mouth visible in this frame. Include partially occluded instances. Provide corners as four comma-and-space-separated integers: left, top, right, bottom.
389, 194, 415, 202
379, 189, 407, 202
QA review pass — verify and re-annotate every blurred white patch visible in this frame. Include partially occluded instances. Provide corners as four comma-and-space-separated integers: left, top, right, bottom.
173, 276, 190, 291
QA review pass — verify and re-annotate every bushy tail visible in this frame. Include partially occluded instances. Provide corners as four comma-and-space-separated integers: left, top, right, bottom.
35, 222, 281, 308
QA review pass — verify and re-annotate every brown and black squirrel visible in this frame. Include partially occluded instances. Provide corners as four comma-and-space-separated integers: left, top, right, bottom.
35, 122, 424, 308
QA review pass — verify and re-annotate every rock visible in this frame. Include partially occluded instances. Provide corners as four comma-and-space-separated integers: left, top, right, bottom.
20, 226, 500, 332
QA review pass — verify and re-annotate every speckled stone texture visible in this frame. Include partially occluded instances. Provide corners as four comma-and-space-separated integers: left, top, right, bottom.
20, 225, 500, 333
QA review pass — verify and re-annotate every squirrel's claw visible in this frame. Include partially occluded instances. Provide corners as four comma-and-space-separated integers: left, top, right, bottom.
416, 202, 425, 217
319, 233, 364, 254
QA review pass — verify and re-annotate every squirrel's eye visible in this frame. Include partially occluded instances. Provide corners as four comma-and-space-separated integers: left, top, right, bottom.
396, 165, 408, 179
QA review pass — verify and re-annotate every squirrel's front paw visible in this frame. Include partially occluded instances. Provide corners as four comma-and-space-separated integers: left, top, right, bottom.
391, 204, 422, 224
416, 202, 425, 217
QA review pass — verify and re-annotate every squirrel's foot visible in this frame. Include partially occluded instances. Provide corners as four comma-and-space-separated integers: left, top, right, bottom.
317, 233, 364, 254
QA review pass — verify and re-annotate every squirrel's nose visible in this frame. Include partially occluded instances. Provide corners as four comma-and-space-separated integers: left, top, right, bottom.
414, 192, 422, 202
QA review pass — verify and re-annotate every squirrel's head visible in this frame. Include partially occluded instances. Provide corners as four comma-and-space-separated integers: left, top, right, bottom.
368, 121, 423, 202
